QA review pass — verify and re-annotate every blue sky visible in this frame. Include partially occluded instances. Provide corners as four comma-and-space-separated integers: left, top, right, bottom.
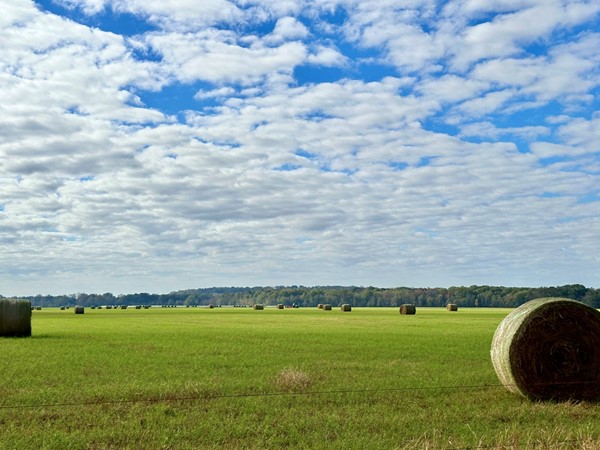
1, 0, 600, 295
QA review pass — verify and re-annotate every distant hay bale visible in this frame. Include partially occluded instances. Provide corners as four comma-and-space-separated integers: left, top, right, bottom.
35, 307, 42, 311
317, 304, 324, 309
120, 305, 127, 310
60, 306, 65, 311
106, 305, 112, 310
208, 305, 215, 309
277, 304, 284, 309
491, 297, 600, 401
322, 304, 332, 311
74, 306, 85, 315
253, 304, 264, 310
135, 305, 142, 309
340, 304, 352, 312
446, 303, 458, 311
400, 304, 416, 315
0, 299, 32, 337
97, 306, 102, 309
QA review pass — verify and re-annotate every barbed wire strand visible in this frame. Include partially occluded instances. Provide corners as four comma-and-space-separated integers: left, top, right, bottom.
1, 379, 599, 410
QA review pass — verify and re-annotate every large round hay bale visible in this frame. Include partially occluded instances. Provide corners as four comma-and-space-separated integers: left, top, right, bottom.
491, 297, 600, 401
446, 303, 458, 311
322, 304, 332, 311
253, 304, 264, 310
340, 304, 352, 312
277, 304, 284, 310
74, 306, 85, 315
317, 304, 324, 309
0, 299, 32, 337
399, 304, 416, 315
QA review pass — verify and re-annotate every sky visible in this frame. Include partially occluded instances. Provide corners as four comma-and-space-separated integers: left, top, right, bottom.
1, 0, 600, 296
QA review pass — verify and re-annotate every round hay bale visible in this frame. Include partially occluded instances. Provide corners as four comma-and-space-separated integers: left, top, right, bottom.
60, 306, 66, 311
253, 304, 264, 310
399, 304, 416, 315
277, 304, 284, 310
317, 304, 324, 309
322, 304, 332, 311
491, 297, 600, 401
446, 303, 458, 311
341, 304, 352, 312
0, 299, 32, 337
74, 306, 85, 315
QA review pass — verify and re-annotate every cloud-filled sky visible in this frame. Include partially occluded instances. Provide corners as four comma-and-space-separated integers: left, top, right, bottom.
2, 0, 600, 295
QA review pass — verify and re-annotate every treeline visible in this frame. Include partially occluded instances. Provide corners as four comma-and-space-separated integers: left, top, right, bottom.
6, 284, 600, 308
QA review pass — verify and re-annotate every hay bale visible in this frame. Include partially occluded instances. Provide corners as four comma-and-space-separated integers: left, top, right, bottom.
60, 306, 65, 310
0, 299, 32, 337
74, 306, 85, 315
446, 303, 458, 311
253, 304, 264, 310
491, 297, 600, 401
277, 304, 284, 310
323, 304, 332, 311
340, 304, 352, 312
399, 304, 416, 315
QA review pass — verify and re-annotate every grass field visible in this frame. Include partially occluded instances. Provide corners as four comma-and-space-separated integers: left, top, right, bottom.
1, 306, 600, 449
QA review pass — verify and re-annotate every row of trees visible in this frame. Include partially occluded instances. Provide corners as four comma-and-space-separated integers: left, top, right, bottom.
6, 284, 600, 308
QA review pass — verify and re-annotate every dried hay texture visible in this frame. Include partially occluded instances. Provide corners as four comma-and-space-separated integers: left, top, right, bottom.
275, 368, 312, 392
317, 304, 324, 309
491, 297, 600, 401
341, 304, 352, 312
277, 304, 284, 309
0, 299, 32, 337
253, 304, 264, 310
447, 303, 458, 311
323, 304, 332, 311
74, 306, 85, 315
400, 304, 416, 315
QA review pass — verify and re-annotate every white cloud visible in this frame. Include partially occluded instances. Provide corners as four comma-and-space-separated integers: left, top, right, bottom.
265, 16, 309, 44
1, 0, 600, 294
140, 30, 308, 85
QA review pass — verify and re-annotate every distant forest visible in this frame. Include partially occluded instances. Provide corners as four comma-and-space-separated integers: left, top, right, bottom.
6, 284, 600, 308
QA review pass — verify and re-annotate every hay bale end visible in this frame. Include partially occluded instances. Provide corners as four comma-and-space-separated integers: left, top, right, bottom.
491, 297, 600, 401
0, 299, 32, 337
399, 304, 416, 315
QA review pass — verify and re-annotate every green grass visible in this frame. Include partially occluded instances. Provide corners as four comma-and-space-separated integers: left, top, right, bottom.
1, 307, 599, 449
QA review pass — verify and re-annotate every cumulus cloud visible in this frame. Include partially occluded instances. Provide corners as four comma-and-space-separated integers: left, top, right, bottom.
1, 0, 600, 294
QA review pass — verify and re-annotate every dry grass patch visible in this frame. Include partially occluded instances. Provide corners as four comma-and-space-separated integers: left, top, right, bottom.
275, 368, 312, 392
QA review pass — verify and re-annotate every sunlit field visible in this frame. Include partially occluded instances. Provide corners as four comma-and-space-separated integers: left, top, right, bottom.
1, 307, 599, 449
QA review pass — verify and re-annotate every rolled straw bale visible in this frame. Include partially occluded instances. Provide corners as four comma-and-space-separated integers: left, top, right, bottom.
446, 303, 458, 311
277, 304, 284, 310
341, 304, 352, 312
323, 304, 332, 311
253, 304, 264, 310
317, 304, 324, 309
0, 299, 32, 337
399, 304, 416, 315
60, 306, 65, 311
491, 297, 600, 401
74, 306, 85, 315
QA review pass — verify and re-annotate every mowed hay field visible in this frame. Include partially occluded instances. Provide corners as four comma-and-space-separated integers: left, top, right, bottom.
2, 307, 600, 449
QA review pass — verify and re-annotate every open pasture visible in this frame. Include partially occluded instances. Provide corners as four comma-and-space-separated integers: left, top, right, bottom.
1, 307, 600, 449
